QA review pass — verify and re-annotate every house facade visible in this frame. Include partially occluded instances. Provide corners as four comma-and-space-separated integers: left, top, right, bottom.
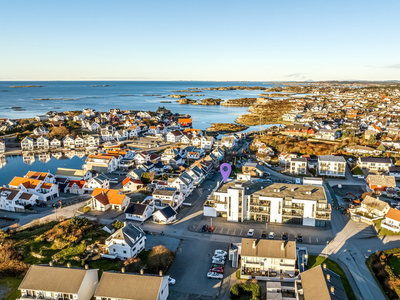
88, 188, 130, 211
317, 155, 346, 177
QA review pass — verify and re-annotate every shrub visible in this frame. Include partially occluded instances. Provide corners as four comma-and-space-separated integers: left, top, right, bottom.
83, 206, 91, 213
146, 245, 175, 273
235, 269, 241, 279
112, 221, 124, 230
230, 283, 260, 300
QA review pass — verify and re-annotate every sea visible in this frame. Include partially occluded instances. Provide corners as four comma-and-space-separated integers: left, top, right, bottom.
0, 81, 278, 185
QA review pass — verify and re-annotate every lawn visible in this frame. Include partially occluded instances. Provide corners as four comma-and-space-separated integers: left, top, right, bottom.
0, 278, 22, 300
388, 256, 400, 276
307, 255, 356, 300
374, 219, 400, 236
351, 166, 364, 176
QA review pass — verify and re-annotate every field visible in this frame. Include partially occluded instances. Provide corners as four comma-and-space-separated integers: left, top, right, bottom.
307, 255, 356, 300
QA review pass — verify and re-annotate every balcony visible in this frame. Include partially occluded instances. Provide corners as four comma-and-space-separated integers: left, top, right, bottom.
282, 204, 304, 210
316, 214, 330, 220
316, 206, 331, 212
250, 201, 270, 207
249, 208, 270, 214
282, 211, 303, 217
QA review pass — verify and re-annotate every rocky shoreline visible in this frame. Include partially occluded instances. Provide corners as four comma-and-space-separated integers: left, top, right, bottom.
206, 123, 248, 133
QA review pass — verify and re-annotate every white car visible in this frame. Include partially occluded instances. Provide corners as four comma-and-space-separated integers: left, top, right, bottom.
207, 272, 223, 279
212, 258, 225, 265
212, 255, 225, 261
214, 250, 227, 256
247, 229, 255, 237
268, 232, 275, 239
168, 277, 176, 285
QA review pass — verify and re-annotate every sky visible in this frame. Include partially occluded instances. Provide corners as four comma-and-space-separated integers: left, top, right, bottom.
0, 0, 399, 81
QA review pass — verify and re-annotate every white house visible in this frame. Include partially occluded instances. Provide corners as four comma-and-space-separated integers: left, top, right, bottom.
88, 188, 129, 211
317, 155, 346, 177
240, 238, 297, 277
0, 139, 6, 153
358, 157, 392, 172
36, 136, 50, 150
290, 158, 308, 175
94, 271, 169, 300
201, 136, 215, 150
166, 130, 182, 142
125, 203, 154, 222
382, 208, 400, 233
19, 264, 99, 300
152, 188, 183, 210
152, 206, 177, 224
102, 223, 146, 260
55, 168, 93, 181
85, 154, 118, 173
86, 174, 110, 190
9, 177, 59, 201
33, 126, 49, 136
169, 173, 194, 196
122, 178, 143, 192
0, 187, 38, 212
21, 136, 35, 151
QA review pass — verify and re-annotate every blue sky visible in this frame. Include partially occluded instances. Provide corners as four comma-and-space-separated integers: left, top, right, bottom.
0, 0, 399, 81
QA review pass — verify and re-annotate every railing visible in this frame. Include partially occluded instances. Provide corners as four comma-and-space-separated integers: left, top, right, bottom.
316, 214, 330, 219
282, 204, 304, 210
249, 208, 270, 214
250, 201, 270, 207
282, 211, 303, 217
316, 206, 331, 212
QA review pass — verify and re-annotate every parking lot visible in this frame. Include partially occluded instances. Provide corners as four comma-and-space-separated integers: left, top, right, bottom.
168, 238, 232, 298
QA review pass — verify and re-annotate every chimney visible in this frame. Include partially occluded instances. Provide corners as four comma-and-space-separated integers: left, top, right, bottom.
49, 261, 53, 267
252, 240, 256, 248
323, 263, 326, 269
140, 269, 144, 275
159, 270, 163, 276
84, 264, 89, 270
67, 262, 71, 268
281, 242, 285, 251
121, 267, 125, 273
330, 286, 334, 294
326, 274, 330, 281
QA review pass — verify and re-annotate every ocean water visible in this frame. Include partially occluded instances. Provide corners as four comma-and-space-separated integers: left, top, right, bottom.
0, 81, 273, 130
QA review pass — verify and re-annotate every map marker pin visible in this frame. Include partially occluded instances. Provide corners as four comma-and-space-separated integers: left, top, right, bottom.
220, 163, 232, 182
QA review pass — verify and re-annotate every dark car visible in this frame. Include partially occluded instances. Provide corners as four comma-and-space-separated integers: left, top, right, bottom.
208, 226, 215, 233
282, 232, 288, 240
209, 267, 224, 274
261, 231, 267, 238
202, 224, 208, 232
297, 234, 303, 243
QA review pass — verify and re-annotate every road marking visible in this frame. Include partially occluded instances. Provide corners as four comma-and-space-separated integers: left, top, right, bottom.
233, 229, 236, 235
316, 237, 319, 243
195, 225, 200, 232
240, 230, 243, 235
226, 229, 230, 234
220, 228, 223, 233
309, 237, 311, 243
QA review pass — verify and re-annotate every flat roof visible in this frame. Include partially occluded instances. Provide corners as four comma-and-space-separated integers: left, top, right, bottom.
256, 183, 326, 202
318, 155, 346, 163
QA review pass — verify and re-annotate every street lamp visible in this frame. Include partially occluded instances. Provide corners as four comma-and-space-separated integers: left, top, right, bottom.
326, 240, 329, 258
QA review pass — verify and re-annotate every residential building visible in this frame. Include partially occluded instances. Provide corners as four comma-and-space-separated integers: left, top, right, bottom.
55, 168, 93, 181
67, 180, 88, 194
101, 223, 146, 260
350, 195, 390, 223
166, 130, 182, 142
240, 238, 296, 277
24, 171, 56, 183
21, 136, 35, 151
0, 139, 5, 153
315, 129, 339, 141
88, 188, 130, 211
241, 162, 264, 178
358, 157, 392, 172
94, 271, 169, 300
169, 173, 194, 196
152, 188, 183, 210
345, 145, 382, 156
366, 175, 397, 197
85, 154, 118, 173
317, 155, 346, 177
50, 138, 62, 149
200, 136, 215, 150
204, 181, 331, 227
125, 203, 154, 222
122, 177, 143, 192
296, 265, 348, 300
0, 187, 38, 212
278, 152, 297, 165
19, 264, 99, 300
33, 126, 49, 136
86, 174, 110, 190
381, 208, 400, 233
152, 206, 177, 224
290, 158, 308, 175
9, 177, 59, 201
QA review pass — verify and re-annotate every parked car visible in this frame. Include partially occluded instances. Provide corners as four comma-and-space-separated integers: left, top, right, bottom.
168, 277, 176, 285
212, 258, 225, 265
214, 250, 227, 256
268, 232, 275, 239
208, 226, 215, 233
264, 178, 272, 183
247, 229, 255, 237
202, 224, 208, 232
207, 272, 223, 279
212, 255, 225, 261
209, 267, 224, 274
297, 233, 303, 243
282, 232, 288, 240
261, 231, 267, 238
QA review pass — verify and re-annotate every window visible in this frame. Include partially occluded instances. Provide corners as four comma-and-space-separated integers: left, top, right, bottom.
123, 250, 126, 254
113, 249, 116, 252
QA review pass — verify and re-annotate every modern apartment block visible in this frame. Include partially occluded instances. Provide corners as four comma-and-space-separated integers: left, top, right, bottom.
317, 155, 346, 177
204, 181, 331, 227
290, 158, 308, 175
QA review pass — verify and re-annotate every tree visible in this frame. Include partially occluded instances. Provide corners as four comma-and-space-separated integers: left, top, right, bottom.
141, 172, 151, 184
342, 130, 350, 138
112, 220, 124, 230
49, 126, 69, 139
368, 135, 377, 145
377, 143, 386, 151
70, 216, 88, 229
271, 139, 277, 148
147, 245, 175, 273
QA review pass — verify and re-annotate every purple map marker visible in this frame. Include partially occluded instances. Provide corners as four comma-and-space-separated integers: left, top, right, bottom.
220, 163, 231, 182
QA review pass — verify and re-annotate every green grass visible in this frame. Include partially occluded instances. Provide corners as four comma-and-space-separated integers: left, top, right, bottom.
0, 278, 22, 300
374, 219, 400, 236
388, 256, 400, 276
351, 166, 364, 176
307, 255, 356, 300
87, 259, 123, 275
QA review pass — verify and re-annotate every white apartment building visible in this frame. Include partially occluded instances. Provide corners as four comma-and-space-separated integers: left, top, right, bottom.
0, 187, 38, 212
85, 154, 118, 173
317, 155, 346, 177
290, 158, 308, 175
240, 238, 296, 276
358, 157, 392, 172
204, 181, 331, 227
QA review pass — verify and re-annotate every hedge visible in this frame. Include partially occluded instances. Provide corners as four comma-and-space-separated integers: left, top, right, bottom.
230, 283, 261, 300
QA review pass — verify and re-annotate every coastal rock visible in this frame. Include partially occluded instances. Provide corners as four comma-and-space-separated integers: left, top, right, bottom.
200, 98, 224, 105
220, 98, 257, 107
178, 98, 198, 105
207, 123, 248, 133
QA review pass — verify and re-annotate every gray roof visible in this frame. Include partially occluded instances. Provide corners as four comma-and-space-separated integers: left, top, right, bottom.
216, 180, 266, 195
158, 206, 177, 219
95, 272, 166, 300
362, 195, 390, 212
19, 265, 95, 293
291, 158, 307, 163
153, 189, 176, 196
255, 183, 326, 202
359, 157, 392, 164
318, 155, 346, 163
367, 175, 396, 188
125, 203, 147, 216
106, 223, 144, 248
300, 265, 348, 300
241, 238, 296, 260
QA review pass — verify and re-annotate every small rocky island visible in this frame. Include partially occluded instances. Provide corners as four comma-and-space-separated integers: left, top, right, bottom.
8, 85, 43, 88
207, 123, 248, 133
220, 98, 257, 107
